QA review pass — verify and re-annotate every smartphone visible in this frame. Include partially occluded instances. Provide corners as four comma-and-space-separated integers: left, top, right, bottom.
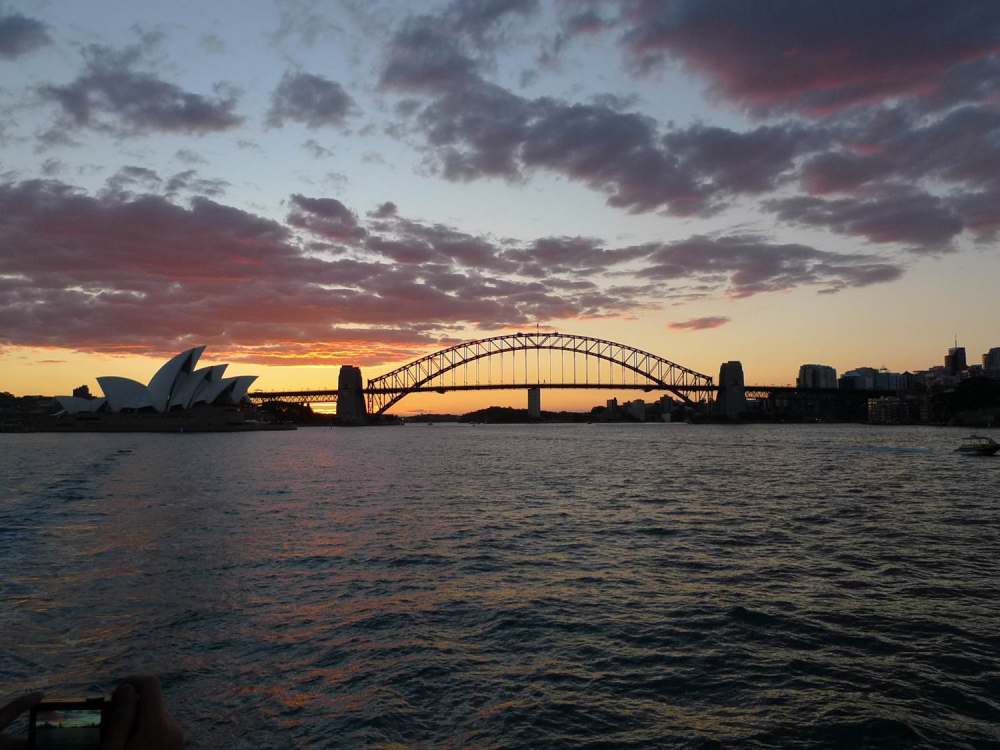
29, 698, 109, 749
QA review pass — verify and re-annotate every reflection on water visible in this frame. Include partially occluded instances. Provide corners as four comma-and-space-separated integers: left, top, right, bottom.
2, 425, 999, 748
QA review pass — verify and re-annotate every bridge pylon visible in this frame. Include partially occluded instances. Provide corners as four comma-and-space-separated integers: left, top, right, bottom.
714, 361, 746, 419
337, 365, 367, 425
527, 386, 541, 417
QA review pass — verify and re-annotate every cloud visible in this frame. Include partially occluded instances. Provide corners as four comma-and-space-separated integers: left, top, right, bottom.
381, 16, 482, 93
267, 71, 356, 128
164, 169, 229, 197
174, 148, 207, 165
287, 193, 367, 242
0, 13, 50, 59
198, 33, 225, 55
946, 187, 1000, 242
619, 0, 1000, 115
104, 165, 162, 196
0, 178, 907, 365
668, 316, 730, 331
637, 235, 904, 297
380, 7, 829, 216
369, 201, 398, 218
102, 166, 228, 199
444, 0, 539, 44
504, 236, 648, 275
302, 139, 334, 158
270, 0, 342, 48
38, 42, 242, 137
411, 80, 827, 215
764, 188, 964, 253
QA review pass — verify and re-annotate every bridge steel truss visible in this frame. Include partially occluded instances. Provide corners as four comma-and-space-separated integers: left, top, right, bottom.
363, 332, 714, 415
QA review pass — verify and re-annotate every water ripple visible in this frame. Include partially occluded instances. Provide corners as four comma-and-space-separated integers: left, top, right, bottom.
2, 425, 999, 748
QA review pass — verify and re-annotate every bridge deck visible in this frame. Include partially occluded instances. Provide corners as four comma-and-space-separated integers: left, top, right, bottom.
248, 383, 879, 404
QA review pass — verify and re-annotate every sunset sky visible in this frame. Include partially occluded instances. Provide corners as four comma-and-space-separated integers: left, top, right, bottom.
3, 1, 1000, 413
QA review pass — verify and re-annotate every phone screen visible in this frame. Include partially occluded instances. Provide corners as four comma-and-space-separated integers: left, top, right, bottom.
32, 706, 103, 749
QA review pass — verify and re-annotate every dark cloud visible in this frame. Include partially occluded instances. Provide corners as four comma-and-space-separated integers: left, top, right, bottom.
41, 158, 64, 176
370, 201, 398, 218
164, 169, 229, 197
413, 80, 827, 214
39, 43, 242, 136
174, 148, 207, 165
0, 13, 50, 59
102, 166, 227, 199
637, 235, 904, 297
104, 165, 162, 196
267, 71, 355, 128
380, 16, 481, 93
444, 0, 539, 44
302, 139, 334, 158
198, 33, 225, 55
810, 106, 1000, 195
270, 0, 342, 48
949, 188, 1000, 242
668, 316, 730, 331
370, 216, 518, 272
764, 189, 964, 253
536, 1, 618, 71
505, 236, 648, 276
798, 151, 887, 195
663, 123, 829, 195
287, 193, 367, 242
620, 0, 1000, 115
381, 5, 832, 216
0, 178, 907, 364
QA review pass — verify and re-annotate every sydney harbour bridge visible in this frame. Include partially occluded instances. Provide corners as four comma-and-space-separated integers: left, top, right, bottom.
247, 331, 812, 420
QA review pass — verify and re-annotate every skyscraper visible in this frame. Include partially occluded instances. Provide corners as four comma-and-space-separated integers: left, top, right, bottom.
983, 347, 1000, 374
945, 345, 967, 374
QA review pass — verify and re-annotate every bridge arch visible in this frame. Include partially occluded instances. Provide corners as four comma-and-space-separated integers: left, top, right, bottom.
365, 332, 713, 415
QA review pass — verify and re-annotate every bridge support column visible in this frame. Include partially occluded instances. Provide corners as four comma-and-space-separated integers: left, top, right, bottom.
527, 386, 541, 418
337, 365, 367, 425
714, 361, 746, 419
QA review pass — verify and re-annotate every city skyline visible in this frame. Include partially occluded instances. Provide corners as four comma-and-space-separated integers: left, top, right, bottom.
3, 1, 1000, 414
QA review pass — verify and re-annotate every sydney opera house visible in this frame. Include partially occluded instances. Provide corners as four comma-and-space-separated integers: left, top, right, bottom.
55, 347, 257, 415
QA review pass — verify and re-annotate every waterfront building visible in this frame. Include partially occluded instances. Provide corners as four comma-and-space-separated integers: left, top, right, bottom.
868, 396, 927, 425
54, 347, 257, 415
797, 364, 838, 389
624, 399, 646, 421
840, 368, 876, 390
839, 367, 903, 392
915, 366, 960, 388
945, 345, 967, 374
983, 347, 1000, 377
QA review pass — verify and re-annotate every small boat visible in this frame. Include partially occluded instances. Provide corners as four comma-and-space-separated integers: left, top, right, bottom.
956, 435, 1000, 456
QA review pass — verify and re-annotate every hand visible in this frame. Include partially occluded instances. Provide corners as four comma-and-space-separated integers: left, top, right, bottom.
0, 692, 43, 750
102, 676, 183, 750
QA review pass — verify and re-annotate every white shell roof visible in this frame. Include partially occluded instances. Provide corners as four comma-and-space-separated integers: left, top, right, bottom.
55, 396, 107, 414
97, 376, 155, 411
147, 346, 205, 412
60, 347, 254, 414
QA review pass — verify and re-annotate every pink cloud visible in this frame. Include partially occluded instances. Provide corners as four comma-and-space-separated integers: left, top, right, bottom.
668, 316, 730, 331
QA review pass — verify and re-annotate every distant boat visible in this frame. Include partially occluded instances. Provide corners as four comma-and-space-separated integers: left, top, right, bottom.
956, 435, 1000, 456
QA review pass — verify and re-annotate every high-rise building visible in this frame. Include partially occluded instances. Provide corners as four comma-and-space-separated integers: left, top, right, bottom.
839, 367, 902, 391
983, 347, 1000, 375
945, 345, 967, 374
797, 364, 838, 389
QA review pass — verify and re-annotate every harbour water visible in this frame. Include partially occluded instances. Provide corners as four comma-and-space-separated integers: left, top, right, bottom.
2, 424, 999, 748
